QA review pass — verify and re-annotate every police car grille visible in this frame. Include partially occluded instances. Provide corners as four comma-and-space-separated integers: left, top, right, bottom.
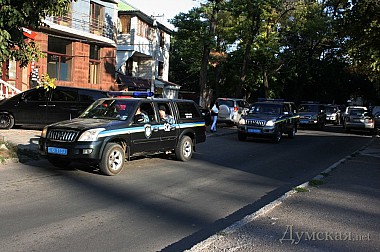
246, 119, 266, 127
48, 130, 78, 142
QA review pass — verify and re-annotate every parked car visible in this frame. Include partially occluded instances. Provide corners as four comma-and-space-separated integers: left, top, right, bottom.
341, 106, 368, 126
237, 99, 299, 143
344, 108, 375, 133
39, 92, 207, 175
0, 86, 108, 129
298, 102, 326, 129
325, 104, 341, 125
373, 111, 380, 129
216, 98, 249, 125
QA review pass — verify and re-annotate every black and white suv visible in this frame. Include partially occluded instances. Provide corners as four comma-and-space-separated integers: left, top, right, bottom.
237, 99, 299, 143
39, 92, 207, 175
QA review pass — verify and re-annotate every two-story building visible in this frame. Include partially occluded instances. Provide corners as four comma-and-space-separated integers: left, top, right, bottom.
116, 1, 180, 98
1, 0, 179, 98
1, 0, 119, 93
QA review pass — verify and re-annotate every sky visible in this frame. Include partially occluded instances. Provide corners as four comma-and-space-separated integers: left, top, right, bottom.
124, 0, 201, 29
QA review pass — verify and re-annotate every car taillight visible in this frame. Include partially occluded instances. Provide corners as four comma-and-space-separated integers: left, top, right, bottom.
234, 106, 238, 111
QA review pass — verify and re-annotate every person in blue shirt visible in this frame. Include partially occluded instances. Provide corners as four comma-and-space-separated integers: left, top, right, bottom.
159, 105, 174, 124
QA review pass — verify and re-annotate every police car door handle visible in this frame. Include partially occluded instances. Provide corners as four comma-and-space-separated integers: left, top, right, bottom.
152, 126, 159, 132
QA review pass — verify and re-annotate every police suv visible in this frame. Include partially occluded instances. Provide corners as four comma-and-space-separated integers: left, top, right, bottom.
237, 99, 299, 143
39, 92, 206, 176
298, 101, 326, 129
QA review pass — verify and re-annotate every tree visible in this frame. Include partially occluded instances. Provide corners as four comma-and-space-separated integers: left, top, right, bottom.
0, 0, 74, 67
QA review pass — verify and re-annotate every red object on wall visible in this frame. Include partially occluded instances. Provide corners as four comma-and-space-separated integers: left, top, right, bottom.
22, 27, 37, 40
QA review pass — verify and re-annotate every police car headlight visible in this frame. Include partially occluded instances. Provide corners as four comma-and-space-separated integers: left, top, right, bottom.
266, 120, 275, 126
78, 128, 105, 141
239, 118, 246, 125
41, 126, 48, 138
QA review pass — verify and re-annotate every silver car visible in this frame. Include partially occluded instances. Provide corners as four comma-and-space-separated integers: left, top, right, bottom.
344, 108, 375, 133
217, 98, 249, 125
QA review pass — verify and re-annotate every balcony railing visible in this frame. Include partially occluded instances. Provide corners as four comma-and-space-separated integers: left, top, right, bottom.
47, 11, 116, 41
0, 79, 21, 100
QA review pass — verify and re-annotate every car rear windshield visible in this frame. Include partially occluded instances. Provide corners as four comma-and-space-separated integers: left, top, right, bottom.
217, 99, 234, 107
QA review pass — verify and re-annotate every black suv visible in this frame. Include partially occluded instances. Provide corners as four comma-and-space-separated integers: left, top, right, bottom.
39, 92, 206, 175
237, 99, 299, 143
298, 102, 326, 129
0, 86, 108, 129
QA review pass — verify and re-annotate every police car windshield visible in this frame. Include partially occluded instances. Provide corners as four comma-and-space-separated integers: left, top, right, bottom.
299, 104, 319, 112
79, 99, 135, 121
249, 104, 281, 115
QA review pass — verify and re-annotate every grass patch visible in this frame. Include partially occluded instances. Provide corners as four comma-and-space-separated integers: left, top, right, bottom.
320, 172, 330, 177
0, 140, 18, 163
0, 139, 40, 163
309, 179, 324, 186
294, 187, 309, 192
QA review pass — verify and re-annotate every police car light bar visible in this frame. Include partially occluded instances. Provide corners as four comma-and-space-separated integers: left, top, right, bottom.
109, 91, 154, 98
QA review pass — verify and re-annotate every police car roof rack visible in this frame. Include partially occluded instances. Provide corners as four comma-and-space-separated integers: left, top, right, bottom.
108, 91, 154, 98
257, 98, 285, 102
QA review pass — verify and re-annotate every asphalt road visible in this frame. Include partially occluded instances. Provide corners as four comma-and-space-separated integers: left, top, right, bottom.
0, 126, 373, 252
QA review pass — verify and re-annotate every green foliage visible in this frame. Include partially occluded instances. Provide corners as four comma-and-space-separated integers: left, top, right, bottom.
36, 73, 56, 91
0, 0, 74, 67
170, 0, 380, 104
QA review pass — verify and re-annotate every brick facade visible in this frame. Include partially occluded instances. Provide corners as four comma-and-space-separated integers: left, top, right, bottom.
33, 32, 116, 91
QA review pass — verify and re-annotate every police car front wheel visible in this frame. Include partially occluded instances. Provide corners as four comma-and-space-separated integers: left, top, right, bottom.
175, 136, 193, 162
99, 143, 126, 176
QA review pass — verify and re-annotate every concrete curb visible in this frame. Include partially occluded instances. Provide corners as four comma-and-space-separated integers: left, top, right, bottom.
186, 136, 377, 252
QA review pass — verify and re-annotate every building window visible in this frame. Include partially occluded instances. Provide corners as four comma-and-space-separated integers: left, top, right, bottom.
158, 61, 164, 78
119, 15, 131, 34
126, 58, 133, 76
160, 30, 165, 48
137, 19, 149, 38
90, 1, 104, 35
47, 36, 72, 81
89, 44, 101, 84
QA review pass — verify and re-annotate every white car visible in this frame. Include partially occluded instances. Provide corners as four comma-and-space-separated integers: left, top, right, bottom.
342, 106, 368, 126
217, 98, 249, 125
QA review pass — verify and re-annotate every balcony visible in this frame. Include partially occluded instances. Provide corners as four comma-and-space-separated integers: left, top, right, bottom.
45, 11, 116, 42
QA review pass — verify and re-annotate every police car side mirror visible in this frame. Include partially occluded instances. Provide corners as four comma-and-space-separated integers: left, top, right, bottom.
134, 114, 145, 124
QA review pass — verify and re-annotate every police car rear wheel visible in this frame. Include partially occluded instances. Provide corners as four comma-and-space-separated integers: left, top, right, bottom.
288, 126, 296, 138
99, 143, 125, 176
175, 136, 193, 162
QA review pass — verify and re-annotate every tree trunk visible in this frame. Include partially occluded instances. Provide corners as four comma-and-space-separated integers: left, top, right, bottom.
199, 0, 219, 108
238, 5, 262, 99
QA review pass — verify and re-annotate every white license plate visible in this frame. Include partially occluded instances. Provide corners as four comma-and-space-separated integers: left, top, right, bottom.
48, 147, 68, 155
248, 129, 261, 133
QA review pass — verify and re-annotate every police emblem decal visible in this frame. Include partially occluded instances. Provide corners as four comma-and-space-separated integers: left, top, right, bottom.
163, 123, 171, 132
144, 124, 152, 138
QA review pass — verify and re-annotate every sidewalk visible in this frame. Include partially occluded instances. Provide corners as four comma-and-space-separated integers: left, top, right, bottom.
188, 136, 380, 251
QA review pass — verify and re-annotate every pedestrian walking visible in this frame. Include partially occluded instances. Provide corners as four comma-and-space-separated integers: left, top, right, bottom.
30, 65, 40, 88
210, 100, 219, 132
